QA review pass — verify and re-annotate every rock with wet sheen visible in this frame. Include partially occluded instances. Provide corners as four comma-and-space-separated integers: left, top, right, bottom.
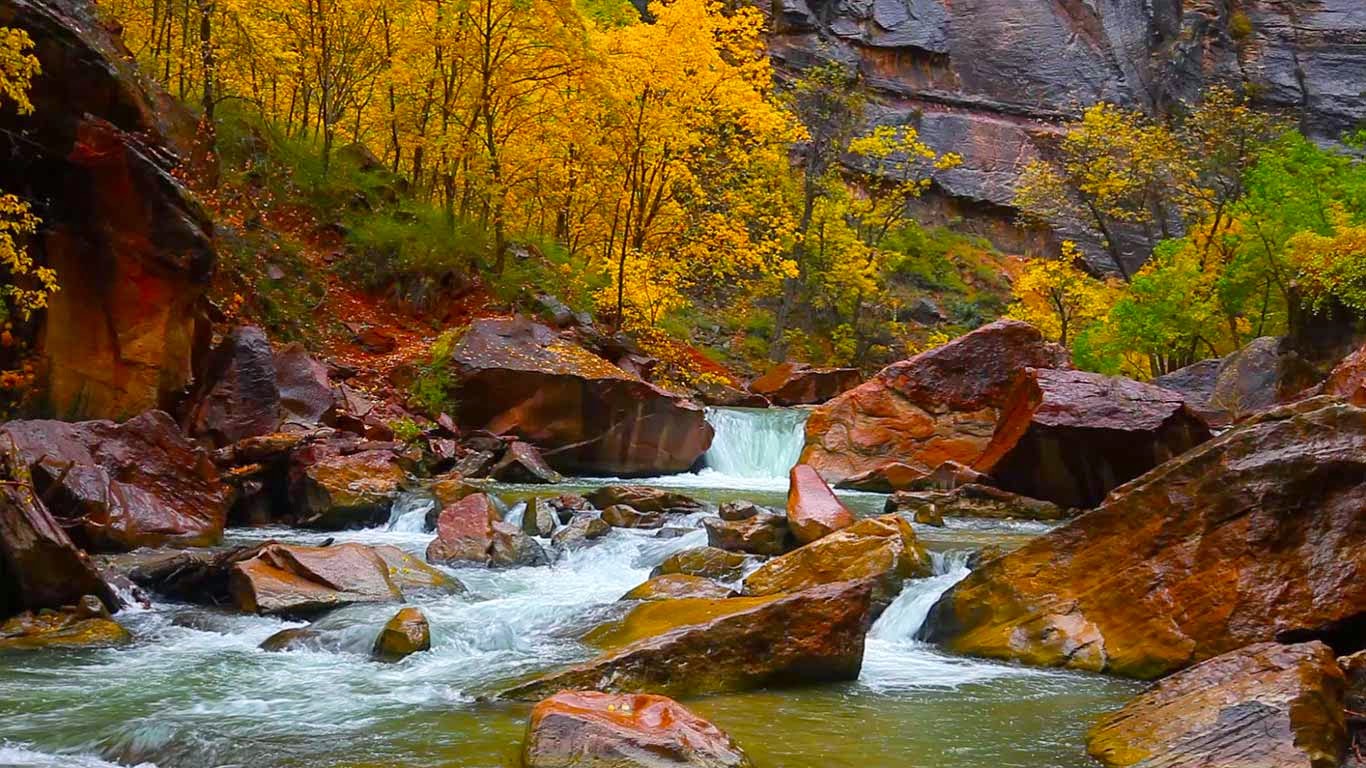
884, 485, 1068, 522
0, 597, 131, 652
621, 574, 738, 602
750, 362, 860, 406
292, 448, 407, 529
552, 514, 612, 551
587, 486, 704, 515
786, 465, 855, 544
601, 505, 664, 529
229, 543, 402, 616
490, 441, 563, 484
834, 462, 930, 493
373, 607, 432, 662
0, 482, 120, 617
704, 513, 792, 556
649, 547, 761, 583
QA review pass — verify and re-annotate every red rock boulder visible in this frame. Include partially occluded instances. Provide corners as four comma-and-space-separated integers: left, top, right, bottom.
229, 543, 403, 616
800, 319, 1070, 484
524, 691, 753, 768
786, 465, 855, 544
1323, 341, 1366, 406
441, 318, 713, 477
426, 493, 549, 568
973, 368, 1211, 508
0, 481, 119, 618
750, 362, 860, 406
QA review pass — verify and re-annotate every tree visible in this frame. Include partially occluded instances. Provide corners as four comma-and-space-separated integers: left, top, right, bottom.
1007, 241, 1112, 348
0, 27, 56, 328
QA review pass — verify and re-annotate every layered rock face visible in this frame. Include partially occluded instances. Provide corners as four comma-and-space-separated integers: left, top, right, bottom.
444, 318, 713, 477
925, 399, 1366, 679
801, 320, 1070, 484
770, 0, 1366, 273
0, 0, 216, 418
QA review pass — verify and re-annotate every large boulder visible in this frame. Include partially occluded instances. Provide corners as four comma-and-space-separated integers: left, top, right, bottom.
834, 462, 929, 492
523, 691, 753, 768
291, 447, 407, 529
786, 465, 855, 545
749, 362, 860, 406
426, 493, 548, 568
1153, 358, 1227, 427
1322, 341, 1366, 406
441, 318, 713, 476
704, 513, 792, 556
1086, 642, 1347, 768
0, 411, 228, 551
0, 482, 119, 618
800, 320, 1070, 484
0, 0, 216, 419
742, 515, 929, 611
925, 399, 1366, 679
502, 580, 876, 700
229, 543, 402, 616
972, 368, 1211, 508
1207, 336, 1320, 422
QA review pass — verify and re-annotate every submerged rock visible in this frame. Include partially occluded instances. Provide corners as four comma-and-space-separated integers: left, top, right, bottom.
749, 362, 860, 406
502, 580, 875, 700
230, 543, 402, 616
926, 399, 1366, 679
786, 465, 855, 545
373, 607, 431, 662
586, 486, 704, 515
621, 574, 737, 602
0, 597, 131, 652
884, 485, 1068, 522
704, 513, 792, 556
523, 691, 753, 768
1086, 642, 1347, 768
649, 547, 760, 583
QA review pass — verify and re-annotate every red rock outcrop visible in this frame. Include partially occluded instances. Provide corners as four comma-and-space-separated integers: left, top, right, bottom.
800, 320, 1070, 484
523, 691, 754, 768
750, 362, 860, 406
973, 368, 1211, 508
443, 317, 713, 476
786, 465, 855, 544
925, 399, 1366, 679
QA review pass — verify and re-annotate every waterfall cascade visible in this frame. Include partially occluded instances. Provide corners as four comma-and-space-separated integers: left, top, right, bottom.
702, 406, 810, 480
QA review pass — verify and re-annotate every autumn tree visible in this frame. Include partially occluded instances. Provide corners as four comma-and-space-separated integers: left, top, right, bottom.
1007, 241, 1112, 348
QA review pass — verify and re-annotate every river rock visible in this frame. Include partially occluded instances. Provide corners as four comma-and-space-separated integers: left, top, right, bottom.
490, 441, 563, 484
185, 327, 282, 445
834, 462, 929, 493
0, 481, 120, 618
742, 515, 929, 611
717, 501, 768, 521
749, 362, 860, 406
0, 597, 131, 652
704, 514, 792, 556
650, 547, 761, 582
373, 607, 431, 662
601, 505, 664, 529
292, 448, 407, 529
426, 493, 547, 567
586, 486, 704, 515
885, 485, 1068, 522
523, 691, 754, 768
490, 521, 551, 567
229, 543, 402, 616
1086, 642, 1347, 768
801, 320, 1071, 485
1, 411, 228, 552
787, 465, 855, 544
925, 398, 1366, 679
503, 580, 875, 700
621, 574, 738, 601
370, 545, 464, 595
552, 514, 612, 550
521, 499, 559, 537
441, 317, 713, 476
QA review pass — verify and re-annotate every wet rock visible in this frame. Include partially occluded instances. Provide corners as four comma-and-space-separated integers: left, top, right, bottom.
925, 399, 1366, 679
1323, 342, 1366, 407
229, 543, 402, 616
0, 480, 120, 618
974, 369, 1211, 508
695, 380, 770, 408
523, 691, 753, 768
490, 522, 551, 567
742, 515, 929, 611
185, 327, 280, 445
443, 318, 713, 476
717, 501, 768, 522
885, 485, 1069, 522
373, 607, 431, 662
621, 574, 738, 602
749, 362, 860, 406
552, 514, 612, 550
1153, 358, 1227, 427
601, 505, 664, 529
545, 494, 594, 523
502, 580, 876, 700
490, 442, 563, 484
429, 473, 479, 507
292, 448, 407, 529
521, 499, 558, 537
426, 494, 547, 567
1, 411, 228, 552
834, 462, 929, 493
1207, 336, 1299, 421
586, 486, 704, 515
915, 461, 991, 491
370, 545, 464, 595
0, 599, 131, 652
786, 465, 855, 545
801, 320, 1070, 485
704, 514, 792, 557
274, 343, 337, 428
1086, 642, 1347, 768
650, 547, 761, 582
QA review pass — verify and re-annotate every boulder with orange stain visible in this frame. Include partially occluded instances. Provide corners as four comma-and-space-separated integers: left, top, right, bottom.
786, 464, 855, 544
750, 362, 860, 406
229, 543, 403, 616
523, 691, 754, 768
800, 320, 1070, 485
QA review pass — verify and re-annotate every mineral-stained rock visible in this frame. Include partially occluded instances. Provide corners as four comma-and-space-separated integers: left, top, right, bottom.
443, 318, 713, 476
0, 597, 131, 652
229, 543, 402, 616
749, 362, 860, 406
502, 580, 875, 700
704, 514, 792, 557
973, 368, 1211, 508
742, 515, 929, 611
800, 320, 1070, 484
1323, 342, 1366, 407
1086, 642, 1347, 768
490, 441, 563, 484
885, 484, 1067, 522
787, 465, 855, 544
184, 327, 281, 446
0, 482, 120, 618
552, 514, 612, 551
292, 448, 407, 529
373, 607, 431, 662
621, 574, 738, 602
834, 462, 929, 493
601, 505, 664, 529
1, 411, 228, 552
523, 691, 754, 768
649, 547, 761, 583
586, 486, 703, 515
925, 399, 1366, 679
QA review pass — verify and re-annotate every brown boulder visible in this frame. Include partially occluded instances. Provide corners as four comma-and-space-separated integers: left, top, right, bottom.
552, 514, 612, 550
229, 543, 402, 616
925, 399, 1366, 679
834, 462, 929, 493
717, 501, 767, 521
650, 547, 761, 582
742, 515, 929, 610
1086, 642, 1347, 768
885, 485, 1069, 522
292, 448, 407, 529
373, 607, 432, 661
787, 465, 855, 544
621, 574, 738, 601
521, 499, 559, 537
1, 411, 228, 551
502, 580, 875, 700
800, 319, 1070, 484
586, 486, 704, 515
184, 327, 281, 446
973, 368, 1211, 508
601, 505, 664, 529
490, 441, 563, 484
426, 493, 548, 567
704, 513, 792, 556
0, 597, 131, 652
444, 318, 713, 476
0, 480, 119, 618
1323, 342, 1366, 406
750, 362, 860, 406
370, 545, 464, 595
523, 691, 753, 768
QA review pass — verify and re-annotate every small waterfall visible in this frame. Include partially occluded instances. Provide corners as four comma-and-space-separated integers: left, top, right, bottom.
702, 407, 809, 480
387, 493, 436, 533
870, 551, 972, 642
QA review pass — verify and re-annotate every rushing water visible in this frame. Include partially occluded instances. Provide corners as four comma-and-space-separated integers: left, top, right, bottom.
0, 412, 1140, 767
702, 407, 810, 480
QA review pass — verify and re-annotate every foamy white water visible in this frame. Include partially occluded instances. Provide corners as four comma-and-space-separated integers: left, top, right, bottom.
702, 406, 809, 479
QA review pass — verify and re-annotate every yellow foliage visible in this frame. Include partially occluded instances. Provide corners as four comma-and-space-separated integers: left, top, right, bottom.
0, 28, 55, 327
1007, 242, 1116, 347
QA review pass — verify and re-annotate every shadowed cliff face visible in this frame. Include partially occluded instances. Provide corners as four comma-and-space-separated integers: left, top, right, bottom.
770, 0, 1366, 274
